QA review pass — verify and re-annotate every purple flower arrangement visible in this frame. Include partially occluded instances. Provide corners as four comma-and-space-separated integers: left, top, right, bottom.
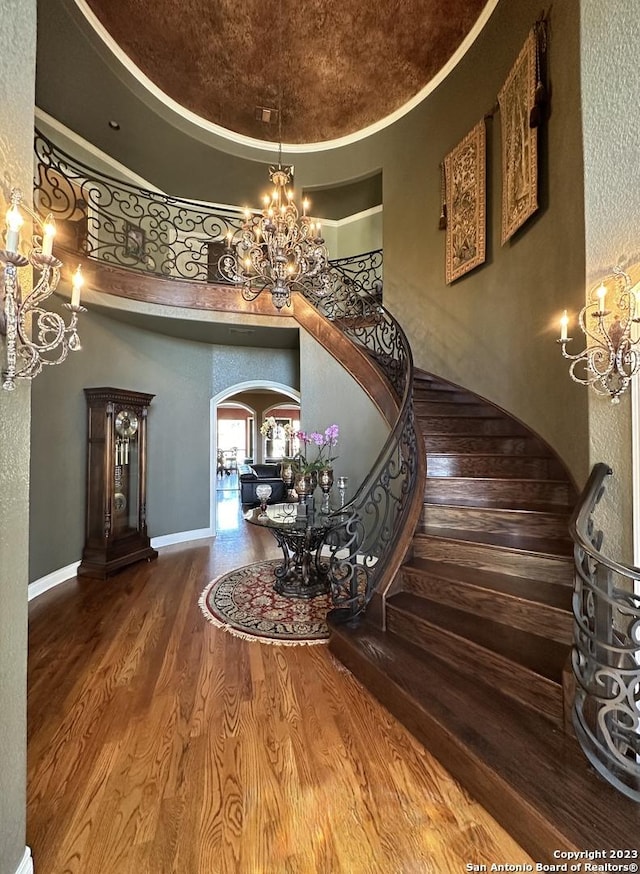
291, 423, 339, 473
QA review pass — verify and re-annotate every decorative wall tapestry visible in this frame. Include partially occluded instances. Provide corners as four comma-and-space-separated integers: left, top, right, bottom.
498, 28, 539, 244
444, 119, 486, 284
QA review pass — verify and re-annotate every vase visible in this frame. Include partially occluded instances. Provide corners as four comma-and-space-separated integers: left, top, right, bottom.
294, 472, 311, 503
309, 470, 318, 491
281, 461, 294, 488
318, 466, 333, 494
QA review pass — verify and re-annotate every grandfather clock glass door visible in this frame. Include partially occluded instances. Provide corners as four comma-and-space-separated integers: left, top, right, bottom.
79, 388, 158, 579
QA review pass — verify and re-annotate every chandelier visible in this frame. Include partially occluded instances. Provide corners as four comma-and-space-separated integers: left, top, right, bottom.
558, 266, 640, 403
1, 187, 85, 391
218, 159, 330, 310
218, 2, 330, 313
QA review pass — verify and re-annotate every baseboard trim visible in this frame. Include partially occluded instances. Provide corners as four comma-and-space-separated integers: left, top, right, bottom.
28, 529, 215, 602
151, 527, 214, 548
15, 847, 33, 874
28, 562, 80, 601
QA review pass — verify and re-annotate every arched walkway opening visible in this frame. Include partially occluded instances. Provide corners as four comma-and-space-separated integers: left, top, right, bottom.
210, 381, 300, 534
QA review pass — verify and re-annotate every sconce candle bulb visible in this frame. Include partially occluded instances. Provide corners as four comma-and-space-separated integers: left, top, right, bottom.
5, 201, 24, 253
596, 283, 607, 313
41, 217, 56, 257
560, 309, 569, 342
71, 265, 84, 308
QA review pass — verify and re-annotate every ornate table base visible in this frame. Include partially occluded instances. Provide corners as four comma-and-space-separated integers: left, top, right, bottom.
271, 525, 330, 599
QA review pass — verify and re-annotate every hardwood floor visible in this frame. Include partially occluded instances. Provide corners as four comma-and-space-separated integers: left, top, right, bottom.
28, 512, 533, 873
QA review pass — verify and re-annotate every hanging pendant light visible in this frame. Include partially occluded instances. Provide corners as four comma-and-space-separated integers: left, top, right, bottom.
218, 1, 330, 310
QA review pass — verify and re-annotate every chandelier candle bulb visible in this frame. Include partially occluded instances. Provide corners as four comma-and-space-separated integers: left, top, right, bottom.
596, 283, 607, 312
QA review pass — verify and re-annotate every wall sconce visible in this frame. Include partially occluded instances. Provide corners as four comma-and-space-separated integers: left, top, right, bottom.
558, 267, 640, 403
1, 187, 85, 391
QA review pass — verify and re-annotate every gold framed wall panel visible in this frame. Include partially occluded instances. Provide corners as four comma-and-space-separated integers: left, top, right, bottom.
444, 119, 486, 284
498, 29, 539, 244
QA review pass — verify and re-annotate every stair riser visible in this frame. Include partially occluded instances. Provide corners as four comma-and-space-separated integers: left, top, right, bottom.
412, 389, 477, 404
427, 455, 562, 479
418, 416, 528, 436
414, 401, 496, 417
423, 434, 545, 455
421, 505, 571, 541
424, 477, 571, 506
386, 606, 564, 725
412, 535, 573, 585
399, 568, 573, 645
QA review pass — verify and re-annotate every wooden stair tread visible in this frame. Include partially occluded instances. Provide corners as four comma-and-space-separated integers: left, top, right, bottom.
387, 592, 568, 683
427, 451, 552, 459
417, 525, 573, 557
403, 557, 572, 609
423, 494, 572, 514
327, 619, 640, 855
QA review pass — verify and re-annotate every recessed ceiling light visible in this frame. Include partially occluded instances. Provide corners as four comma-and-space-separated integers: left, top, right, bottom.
108, 120, 120, 130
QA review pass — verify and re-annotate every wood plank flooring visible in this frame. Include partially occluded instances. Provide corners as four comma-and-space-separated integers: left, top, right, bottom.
28, 516, 534, 873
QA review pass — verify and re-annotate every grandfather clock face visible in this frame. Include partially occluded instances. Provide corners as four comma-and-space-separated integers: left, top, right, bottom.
113, 408, 140, 537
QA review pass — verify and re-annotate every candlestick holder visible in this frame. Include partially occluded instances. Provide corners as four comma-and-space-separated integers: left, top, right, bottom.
336, 475, 349, 508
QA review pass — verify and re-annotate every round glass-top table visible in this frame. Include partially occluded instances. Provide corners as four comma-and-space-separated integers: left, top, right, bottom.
244, 502, 339, 598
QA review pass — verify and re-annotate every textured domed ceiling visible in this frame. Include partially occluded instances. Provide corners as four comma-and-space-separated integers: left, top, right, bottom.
84, 0, 489, 144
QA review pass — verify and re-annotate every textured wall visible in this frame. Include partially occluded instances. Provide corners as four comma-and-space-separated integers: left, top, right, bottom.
30, 309, 301, 580
0, 4, 36, 873
581, 0, 639, 561
299, 332, 389, 497
211, 345, 299, 398
336, 210, 383, 259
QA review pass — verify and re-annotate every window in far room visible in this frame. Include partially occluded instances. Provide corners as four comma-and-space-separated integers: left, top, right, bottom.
217, 418, 246, 473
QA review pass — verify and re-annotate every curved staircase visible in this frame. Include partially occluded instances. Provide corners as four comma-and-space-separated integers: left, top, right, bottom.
329, 370, 640, 858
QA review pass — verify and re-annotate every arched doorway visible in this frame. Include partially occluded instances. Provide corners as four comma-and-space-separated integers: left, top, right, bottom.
210, 380, 300, 534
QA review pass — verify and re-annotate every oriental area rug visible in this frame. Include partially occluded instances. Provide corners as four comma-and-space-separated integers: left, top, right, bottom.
198, 559, 331, 646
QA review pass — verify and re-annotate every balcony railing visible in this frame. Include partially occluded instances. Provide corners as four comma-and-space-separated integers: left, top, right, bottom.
34, 132, 383, 297
34, 129, 417, 620
569, 463, 640, 801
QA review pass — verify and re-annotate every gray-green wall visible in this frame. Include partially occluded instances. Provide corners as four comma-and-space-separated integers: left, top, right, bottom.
0, 4, 35, 874
299, 332, 389, 498
30, 308, 300, 580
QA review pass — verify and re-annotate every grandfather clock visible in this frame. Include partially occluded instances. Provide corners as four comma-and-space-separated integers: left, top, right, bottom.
78, 387, 157, 579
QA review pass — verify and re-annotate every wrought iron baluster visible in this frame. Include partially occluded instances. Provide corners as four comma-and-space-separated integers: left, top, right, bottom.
569, 463, 640, 801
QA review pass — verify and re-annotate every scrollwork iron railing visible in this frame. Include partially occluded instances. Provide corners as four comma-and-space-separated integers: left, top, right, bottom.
34, 133, 383, 297
305, 278, 420, 618
34, 129, 417, 621
329, 249, 383, 303
569, 463, 640, 801
34, 132, 244, 283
